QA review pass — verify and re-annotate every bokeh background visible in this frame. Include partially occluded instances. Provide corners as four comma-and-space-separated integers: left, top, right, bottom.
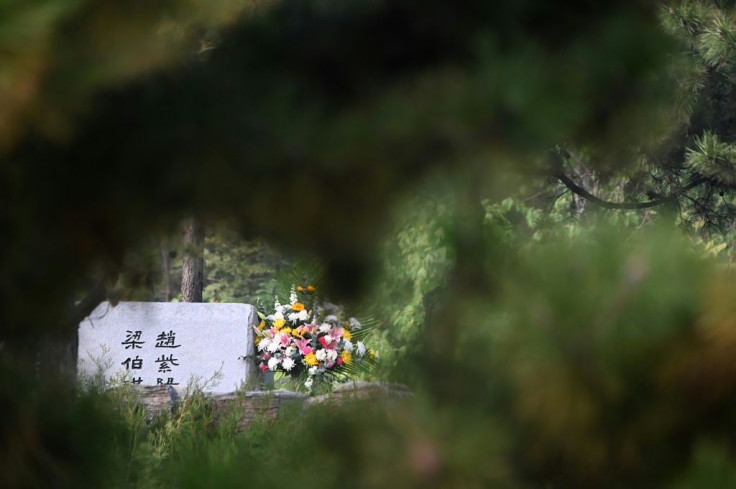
5, 1, 736, 487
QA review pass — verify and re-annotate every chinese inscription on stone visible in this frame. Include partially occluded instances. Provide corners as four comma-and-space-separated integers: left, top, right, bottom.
78, 302, 256, 394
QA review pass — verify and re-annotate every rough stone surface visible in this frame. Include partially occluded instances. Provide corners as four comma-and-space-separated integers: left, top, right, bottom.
136, 385, 178, 421
304, 381, 413, 407
78, 301, 256, 394
210, 390, 308, 429
133, 383, 411, 428
133, 387, 306, 427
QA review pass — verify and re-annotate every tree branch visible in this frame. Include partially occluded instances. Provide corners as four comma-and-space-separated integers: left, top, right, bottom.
553, 172, 707, 210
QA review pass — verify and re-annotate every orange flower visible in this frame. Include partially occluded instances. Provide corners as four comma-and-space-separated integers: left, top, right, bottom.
297, 285, 305, 292
292, 302, 305, 312
307, 285, 316, 293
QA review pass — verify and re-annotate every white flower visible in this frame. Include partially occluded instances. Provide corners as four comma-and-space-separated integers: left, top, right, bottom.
315, 349, 327, 361
326, 349, 338, 362
268, 309, 284, 321
288, 309, 310, 323
319, 323, 331, 333
289, 288, 298, 305
285, 346, 296, 357
304, 377, 314, 389
282, 357, 295, 371
357, 341, 366, 356
308, 366, 318, 375
258, 338, 271, 352
349, 317, 362, 329
343, 340, 353, 352
267, 357, 280, 371
267, 340, 280, 353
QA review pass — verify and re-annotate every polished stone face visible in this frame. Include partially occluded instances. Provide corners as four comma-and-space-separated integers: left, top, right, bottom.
78, 301, 256, 394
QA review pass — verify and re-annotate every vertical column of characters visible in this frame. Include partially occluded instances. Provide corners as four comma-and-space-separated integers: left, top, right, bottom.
154, 330, 181, 386
121, 330, 145, 384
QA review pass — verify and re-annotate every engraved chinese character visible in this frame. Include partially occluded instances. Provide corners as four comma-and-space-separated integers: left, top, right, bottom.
121, 355, 143, 370
121, 330, 145, 349
128, 377, 143, 385
155, 354, 179, 373
155, 330, 181, 348
156, 378, 179, 385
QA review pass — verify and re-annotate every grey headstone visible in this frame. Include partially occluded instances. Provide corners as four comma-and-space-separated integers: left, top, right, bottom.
78, 301, 256, 394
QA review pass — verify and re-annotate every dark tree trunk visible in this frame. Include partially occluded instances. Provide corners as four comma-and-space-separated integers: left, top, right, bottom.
181, 219, 204, 302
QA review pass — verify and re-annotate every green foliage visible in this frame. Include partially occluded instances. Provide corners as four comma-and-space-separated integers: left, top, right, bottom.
486, 3, 736, 249
0, 360, 131, 489
686, 131, 736, 184
672, 442, 736, 489
373, 179, 454, 350
204, 227, 289, 305
8, 226, 736, 488
405, 226, 736, 487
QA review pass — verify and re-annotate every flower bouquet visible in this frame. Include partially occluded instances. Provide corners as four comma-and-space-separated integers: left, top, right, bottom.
254, 284, 375, 391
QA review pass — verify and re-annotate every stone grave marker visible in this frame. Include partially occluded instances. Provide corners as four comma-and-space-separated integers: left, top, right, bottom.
78, 302, 256, 394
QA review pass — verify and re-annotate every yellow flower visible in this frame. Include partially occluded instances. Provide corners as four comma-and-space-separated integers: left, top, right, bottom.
341, 329, 351, 341
368, 349, 376, 358
273, 318, 285, 330
307, 285, 316, 293
297, 285, 305, 292
304, 353, 318, 366
255, 336, 262, 346
281, 327, 292, 336
257, 321, 266, 331
340, 351, 352, 365
292, 302, 305, 312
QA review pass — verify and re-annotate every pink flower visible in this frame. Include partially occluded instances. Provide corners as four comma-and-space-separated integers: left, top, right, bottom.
280, 334, 291, 346
260, 363, 268, 373
294, 338, 313, 355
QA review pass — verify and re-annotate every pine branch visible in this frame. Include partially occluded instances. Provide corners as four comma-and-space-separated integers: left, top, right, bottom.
553, 172, 708, 210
